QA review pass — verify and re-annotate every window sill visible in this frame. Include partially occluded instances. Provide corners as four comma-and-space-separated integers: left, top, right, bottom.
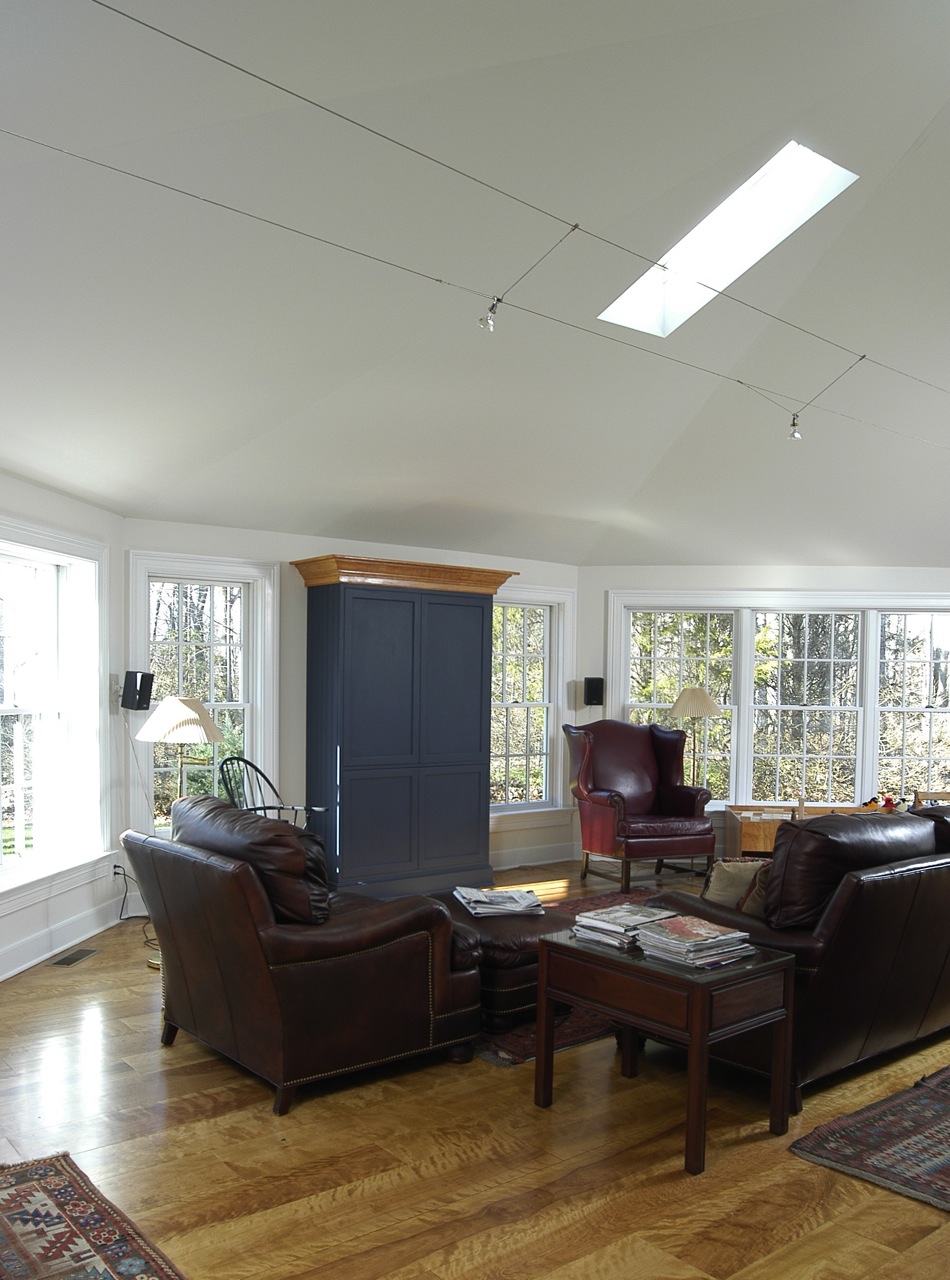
489, 806, 574, 832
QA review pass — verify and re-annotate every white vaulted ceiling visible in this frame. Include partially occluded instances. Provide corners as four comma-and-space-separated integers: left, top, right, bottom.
3, 0, 950, 566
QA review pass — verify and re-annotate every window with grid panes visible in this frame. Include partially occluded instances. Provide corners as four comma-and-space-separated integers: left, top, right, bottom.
878, 612, 950, 799
626, 610, 733, 796
491, 604, 551, 805
1, 545, 100, 873
751, 611, 859, 803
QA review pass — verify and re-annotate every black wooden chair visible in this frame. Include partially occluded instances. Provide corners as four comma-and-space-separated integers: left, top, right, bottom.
218, 756, 320, 830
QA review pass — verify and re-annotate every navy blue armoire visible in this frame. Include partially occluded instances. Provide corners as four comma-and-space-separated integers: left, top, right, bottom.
293, 555, 516, 895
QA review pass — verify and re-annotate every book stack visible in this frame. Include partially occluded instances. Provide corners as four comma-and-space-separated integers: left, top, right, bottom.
635, 914, 757, 968
571, 903, 675, 949
452, 886, 544, 916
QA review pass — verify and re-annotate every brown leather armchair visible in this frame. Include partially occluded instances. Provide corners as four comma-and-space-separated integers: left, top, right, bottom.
563, 719, 715, 890
121, 796, 482, 1114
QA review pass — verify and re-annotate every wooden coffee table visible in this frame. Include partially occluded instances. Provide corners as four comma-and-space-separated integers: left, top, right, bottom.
534, 932, 794, 1174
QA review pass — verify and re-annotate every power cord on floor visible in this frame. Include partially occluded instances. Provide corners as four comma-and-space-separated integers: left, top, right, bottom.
112, 864, 159, 954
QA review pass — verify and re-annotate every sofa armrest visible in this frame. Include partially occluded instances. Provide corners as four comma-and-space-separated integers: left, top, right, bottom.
448, 919, 483, 971
259, 893, 455, 965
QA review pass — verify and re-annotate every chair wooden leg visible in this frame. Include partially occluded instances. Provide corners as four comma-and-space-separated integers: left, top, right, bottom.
580, 850, 589, 881
160, 1020, 178, 1046
621, 860, 631, 893
654, 859, 665, 875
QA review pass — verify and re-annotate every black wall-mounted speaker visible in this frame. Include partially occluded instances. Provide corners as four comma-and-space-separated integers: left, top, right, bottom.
583, 676, 604, 706
121, 670, 154, 711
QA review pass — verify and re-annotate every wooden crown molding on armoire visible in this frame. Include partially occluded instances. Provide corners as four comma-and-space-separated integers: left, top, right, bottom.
293, 555, 518, 896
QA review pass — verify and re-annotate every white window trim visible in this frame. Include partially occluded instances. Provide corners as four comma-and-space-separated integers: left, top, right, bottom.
127, 551, 279, 833
608, 588, 950, 808
0, 514, 110, 879
492, 583, 575, 818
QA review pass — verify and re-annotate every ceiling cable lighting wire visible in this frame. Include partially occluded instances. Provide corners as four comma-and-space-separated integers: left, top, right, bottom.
85, 0, 874, 369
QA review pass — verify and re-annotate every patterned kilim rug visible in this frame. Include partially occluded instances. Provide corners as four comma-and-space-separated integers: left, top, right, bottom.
476, 887, 652, 1067
790, 1065, 950, 1210
0, 1152, 187, 1279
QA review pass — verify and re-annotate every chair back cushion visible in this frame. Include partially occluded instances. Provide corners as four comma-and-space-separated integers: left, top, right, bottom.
765, 811, 935, 929
586, 720, 661, 814
171, 795, 330, 924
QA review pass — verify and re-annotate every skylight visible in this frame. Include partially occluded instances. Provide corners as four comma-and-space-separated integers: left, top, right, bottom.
597, 141, 858, 337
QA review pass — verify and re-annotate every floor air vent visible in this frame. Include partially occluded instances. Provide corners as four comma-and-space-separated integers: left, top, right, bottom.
49, 948, 97, 967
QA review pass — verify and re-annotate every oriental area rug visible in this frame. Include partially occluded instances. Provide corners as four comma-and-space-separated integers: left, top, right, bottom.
476, 887, 651, 1067
0, 1152, 187, 1279
790, 1065, 950, 1211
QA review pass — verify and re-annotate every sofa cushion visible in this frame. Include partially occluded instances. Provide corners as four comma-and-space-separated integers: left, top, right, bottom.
737, 862, 771, 918
701, 859, 766, 908
908, 805, 950, 853
171, 795, 330, 924
764, 811, 935, 929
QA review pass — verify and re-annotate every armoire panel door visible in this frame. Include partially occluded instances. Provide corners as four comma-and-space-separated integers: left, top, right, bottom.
342, 589, 419, 766
418, 766, 489, 869
339, 770, 416, 879
419, 594, 490, 764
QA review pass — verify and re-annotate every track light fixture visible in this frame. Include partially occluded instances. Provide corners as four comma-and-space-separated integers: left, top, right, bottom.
788, 412, 802, 441
478, 296, 500, 332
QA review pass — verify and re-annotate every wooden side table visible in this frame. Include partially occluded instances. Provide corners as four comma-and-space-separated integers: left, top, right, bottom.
723, 804, 798, 857
534, 933, 794, 1174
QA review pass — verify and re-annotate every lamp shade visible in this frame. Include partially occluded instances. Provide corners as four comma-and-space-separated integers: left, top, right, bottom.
135, 696, 225, 744
669, 686, 720, 719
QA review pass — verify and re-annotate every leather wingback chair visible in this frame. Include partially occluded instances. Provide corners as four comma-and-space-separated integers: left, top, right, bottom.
564, 719, 715, 890
121, 796, 482, 1114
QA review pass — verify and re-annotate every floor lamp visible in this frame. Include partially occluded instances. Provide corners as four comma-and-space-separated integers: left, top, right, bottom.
669, 686, 720, 787
135, 696, 225, 800
135, 697, 225, 971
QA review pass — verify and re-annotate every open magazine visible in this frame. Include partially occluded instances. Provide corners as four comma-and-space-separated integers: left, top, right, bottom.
452, 886, 545, 916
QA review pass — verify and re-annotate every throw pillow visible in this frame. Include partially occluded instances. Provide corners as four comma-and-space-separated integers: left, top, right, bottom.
701, 859, 766, 909
738, 862, 771, 918
170, 795, 330, 925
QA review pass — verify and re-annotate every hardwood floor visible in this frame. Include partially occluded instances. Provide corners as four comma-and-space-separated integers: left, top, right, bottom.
2, 860, 948, 1279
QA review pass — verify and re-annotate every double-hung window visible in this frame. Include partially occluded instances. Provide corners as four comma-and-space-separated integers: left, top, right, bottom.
491, 603, 552, 805
878, 611, 950, 797
0, 530, 102, 878
751, 610, 859, 802
490, 587, 574, 811
145, 579, 247, 823
616, 597, 950, 805
625, 609, 734, 794
128, 553, 278, 834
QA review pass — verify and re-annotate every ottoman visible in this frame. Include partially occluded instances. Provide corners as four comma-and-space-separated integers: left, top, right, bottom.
430, 890, 574, 1031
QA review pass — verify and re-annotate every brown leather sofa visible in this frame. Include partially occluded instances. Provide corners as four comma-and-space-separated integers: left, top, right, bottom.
121, 796, 483, 1114
564, 719, 715, 889
651, 811, 950, 1109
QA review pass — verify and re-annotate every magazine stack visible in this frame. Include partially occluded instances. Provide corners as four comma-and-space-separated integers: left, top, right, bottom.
452, 887, 544, 916
571, 903, 675, 949
635, 914, 757, 968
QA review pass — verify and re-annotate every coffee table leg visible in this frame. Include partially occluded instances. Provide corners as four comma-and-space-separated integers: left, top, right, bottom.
619, 1025, 638, 1078
684, 1039, 709, 1175
534, 946, 555, 1108
769, 984, 792, 1135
